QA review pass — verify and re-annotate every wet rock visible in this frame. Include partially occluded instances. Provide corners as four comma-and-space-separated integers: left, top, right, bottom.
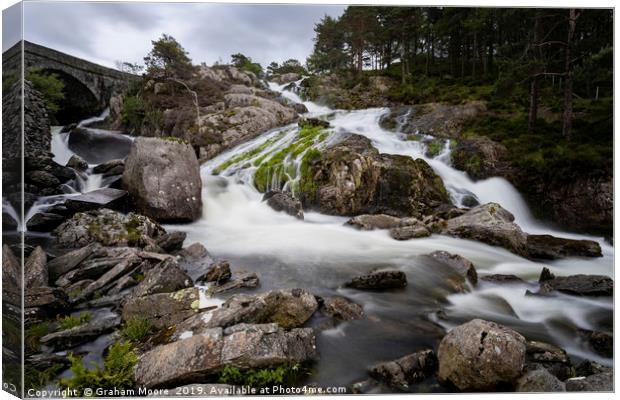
293, 103, 308, 114
390, 225, 431, 240
370, 350, 437, 390
323, 296, 364, 321
526, 234, 602, 259
76, 253, 143, 301
346, 270, 407, 290
68, 127, 132, 164
427, 251, 477, 285
177, 243, 216, 282
437, 319, 526, 391
27, 352, 82, 369
345, 214, 402, 231
2, 245, 21, 310
525, 341, 573, 381
66, 155, 89, 171
451, 136, 513, 180
273, 73, 301, 84
539, 274, 613, 297
107, 275, 138, 296
40, 313, 121, 350
442, 203, 528, 257
26, 212, 65, 232
538, 267, 555, 282
122, 137, 202, 222
133, 258, 193, 297
93, 159, 125, 176
54, 209, 166, 248
516, 368, 566, 392
122, 288, 201, 329
47, 243, 102, 280
575, 360, 611, 377
565, 372, 613, 392
25, 286, 69, 313
262, 190, 304, 219
65, 279, 94, 299
578, 330, 612, 358
26, 170, 61, 188
299, 135, 451, 218
2, 211, 18, 230
55, 256, 126, 287
134, 323, 316, 389
24, 246, 48, 288
196, 260, 232, 283
156, 231, 187, 253
298, 117, 330, 129
221, 323, 317, 368
209, 272, 259, 294
64, 188, 128, 213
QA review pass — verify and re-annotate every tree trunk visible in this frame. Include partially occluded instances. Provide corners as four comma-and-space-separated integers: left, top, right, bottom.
562, 9, 579, 140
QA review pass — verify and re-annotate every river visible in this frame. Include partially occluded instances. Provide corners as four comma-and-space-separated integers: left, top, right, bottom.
42, 79, 612, 390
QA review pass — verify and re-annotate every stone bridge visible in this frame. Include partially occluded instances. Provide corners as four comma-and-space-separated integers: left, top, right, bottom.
3, 40, 138, 123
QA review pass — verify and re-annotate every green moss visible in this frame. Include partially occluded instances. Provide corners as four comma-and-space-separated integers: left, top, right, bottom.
131, 272, 145, 282
161, 136, 188, 144
121, 317, 153, 342
214, 131, 287, 174
124, 214, 142, 245
57, 312, 91, 330
217, 363, 307, 388
464, 155, 482, 176
425, 139, 444, 158
298, 148, 322, 199
60, 341, 137, 396
25, 322, 49, 353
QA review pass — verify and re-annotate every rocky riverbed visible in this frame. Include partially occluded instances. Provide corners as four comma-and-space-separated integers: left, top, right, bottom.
5, 70, 613, 394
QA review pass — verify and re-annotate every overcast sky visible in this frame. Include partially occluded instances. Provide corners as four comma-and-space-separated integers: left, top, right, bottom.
4, 1, 345, 69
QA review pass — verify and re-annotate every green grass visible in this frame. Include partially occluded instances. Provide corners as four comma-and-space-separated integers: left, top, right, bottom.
217, 363, 306, 388
25, 322, 50, 352
57, 313, 91, 330
121, 317, 153, 342
60, 341, 137, 396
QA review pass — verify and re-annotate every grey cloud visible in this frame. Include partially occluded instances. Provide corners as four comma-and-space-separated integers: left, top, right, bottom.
20, 1, 345, 69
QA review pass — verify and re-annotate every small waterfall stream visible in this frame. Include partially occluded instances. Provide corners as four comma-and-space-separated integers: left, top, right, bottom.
176, 79, 613, 386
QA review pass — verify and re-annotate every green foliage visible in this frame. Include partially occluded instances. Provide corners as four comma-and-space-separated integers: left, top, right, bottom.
2, 73, 18, 92
121, 95, 146, 132
25, 364, 63, 390
57, 313, 91, 330
25, 322, 49, 352
425, 139, 444, 158
121, 317, 153, 342
144, 34, 195, 79
60, 341, 137, 396
26, 68, 65, 115
217, 363, 304, 388
298, 148, 322, 199
124, 214, 142, 245
231, 53, 263, 76
268, 59, 307, 76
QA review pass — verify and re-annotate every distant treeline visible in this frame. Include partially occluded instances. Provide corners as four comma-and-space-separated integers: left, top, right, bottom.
307, 7, 613, 137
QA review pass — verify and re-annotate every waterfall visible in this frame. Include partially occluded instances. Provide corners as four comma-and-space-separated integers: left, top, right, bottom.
175, 80, 612, 375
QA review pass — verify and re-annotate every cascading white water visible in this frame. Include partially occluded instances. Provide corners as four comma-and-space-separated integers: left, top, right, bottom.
178, 80, 612, 377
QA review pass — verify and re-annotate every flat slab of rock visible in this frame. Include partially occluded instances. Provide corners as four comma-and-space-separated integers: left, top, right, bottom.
122, 288, 201, 329
540, 274, 613, 297
26, 212, 66, 232
196, 260, 231, 284
437, 318, 526, 391
64, 188, 128, 213
47, 243, 103, 280
40, 313, 121, 350
480, 274, 525, 284
346, 270, 407, 290
135, 323, 317, 389
443, 203, 528, 257
370, 349, 437, 390
427, 251, 477, 285
526, 234, 602, 259
68, 127, 132, 164
345, 214, 402, 231
132, 258, 193, 297
209, 272, 259, 294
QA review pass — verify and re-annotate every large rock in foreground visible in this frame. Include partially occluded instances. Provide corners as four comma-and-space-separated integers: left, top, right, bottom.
443, 203, 528, 257
122, 137, 202, 222
437, 319, 526, 391
299, 135, 451, 218
134, 323, 317, 389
